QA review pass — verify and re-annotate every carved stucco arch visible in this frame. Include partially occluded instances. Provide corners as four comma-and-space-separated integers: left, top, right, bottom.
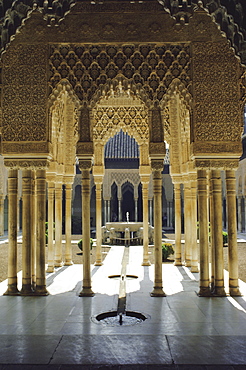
48, 80, 80, 172
160, 78, 192, 176
91, 77, 151, 169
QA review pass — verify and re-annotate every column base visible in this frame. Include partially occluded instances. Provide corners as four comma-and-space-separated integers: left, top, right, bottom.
191, 266, 199, 273
94, 261, 103, 266
34, 285, 49, 296
21, 285, 34, 296
185, 260, 191, 267
4, 285, 20, 296
54, 261, 63, 267
79, 287, 95, 297
213, 286, 226, 297
150, 287, 166, 297
229, 287, 242, 296
174, 261, 183, 266
46, 266, 55, 273
142, 261, 151, 266
198, 286, 212, 297
64, 261, 73, 266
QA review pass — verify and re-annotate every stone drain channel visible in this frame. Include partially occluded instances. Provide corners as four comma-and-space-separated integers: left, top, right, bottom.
94, 245, 148, 326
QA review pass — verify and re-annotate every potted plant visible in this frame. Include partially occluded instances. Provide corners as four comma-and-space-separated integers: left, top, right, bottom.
78, 238, 93, 251
162, 243, 175, 261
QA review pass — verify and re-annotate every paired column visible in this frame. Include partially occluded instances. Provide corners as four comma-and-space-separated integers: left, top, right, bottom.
35, 169, 48, 295
54, 181, 63, 267
65, 182, 73, 266
226, 170, 241, 296
141, 178, 150, 266
211, 170, 226, 296
47, 181, 55, 272
4, 169, 19, 295
197, 169, 210, 296
150, 160, 165, 297
79, 160, 94, 296
174, 182, 182, 266
95, 180, 103, 266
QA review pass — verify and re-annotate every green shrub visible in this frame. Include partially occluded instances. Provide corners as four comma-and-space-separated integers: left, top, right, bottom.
162, 243, 175, 261
222, 231, 228, 245
78, 238, 93, 251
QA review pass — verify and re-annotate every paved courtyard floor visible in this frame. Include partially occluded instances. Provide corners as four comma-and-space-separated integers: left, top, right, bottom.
0, 244, 246, 369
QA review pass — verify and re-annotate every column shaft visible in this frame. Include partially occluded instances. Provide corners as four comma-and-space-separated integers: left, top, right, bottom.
0, 195, 4, 236
211, 170, 226, 296
54, 182, 63, 267
190, 181, 199, 273
135, 198, 138, 222
226, 170, 241, 296
47, 182, 55, 272
95, 182, 103, 266
197, 169, 210, 296
65, 184, 73, 266
237, 196, 242, 232
184, 183, 192, 267
142, 182, 150, 266
21, 169, 33, 295
151, 163, 165, 297
35, 169, 48, 295
174, 183, 182, 266
118, 198, 122, 222
80, 163, 94, 296
31, 172, 36, 290
4, 169, 19, 295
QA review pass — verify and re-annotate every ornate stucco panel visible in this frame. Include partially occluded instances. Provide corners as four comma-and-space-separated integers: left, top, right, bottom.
191, 41, 242, 158
1, 43, 49, 155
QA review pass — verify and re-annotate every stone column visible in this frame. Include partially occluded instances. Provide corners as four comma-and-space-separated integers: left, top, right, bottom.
237, 195, 242, 232
21, 169, 33, 295
31, 172, 36, 290
64, 182, 73, 266
4, 169, 19, 295
184, 182, 192, 267
135, 198, 138, 222
46, 181, 55, 272
209, 172, 215, 290
107, 200, 110, 222
149, 198, 153, 225
54, 181, 63, 267
211, 170, 226, 296
104, 199, 107, 224
190, 179, 199, 273
141, 179, 150, 266
35, 169, 48, 295
118, 198, 122, 222
226, 170, 241, 296
95, 180, 103, 266
174, 182, 182, 266
79, 160, 94, 297
150, 160, 165, 297
0, 194, 5, 236
197, 169, 211, 296
244, 198, 246, 233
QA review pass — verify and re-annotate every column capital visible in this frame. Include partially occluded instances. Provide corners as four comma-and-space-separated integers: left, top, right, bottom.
150, 159, 164, 172
4, 159, 49, 170
78, 159, 92, 172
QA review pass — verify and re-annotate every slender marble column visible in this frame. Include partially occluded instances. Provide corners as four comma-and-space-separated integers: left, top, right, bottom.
135, 198, 138, 222
104, 199, 107, 224
244, 198, 246, 233
95, 182, 103, 266
197, 169, 211, 296
184, 182, 192, 267
226, 170, 241, 296
150, 161, 165, 297
4, 169, 19, 295
65, 183, 73, 266
149, 199, 153, 226
118, 198, 122, 222
190, 180, 199, 273
47, 182, 55, 272
174, 183, 182, 266
54, 182, 63, 267
21, 169, 33, 295
0, 194, 4, 236
35, 169, 48, 295
79, 160, 94, 296
141, 180, 150, 266
107, 200, 111, 222
211, 170, 226, 296
209, 174, 215, 290
31, 172, 36, 290
237, 196, 242, 232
